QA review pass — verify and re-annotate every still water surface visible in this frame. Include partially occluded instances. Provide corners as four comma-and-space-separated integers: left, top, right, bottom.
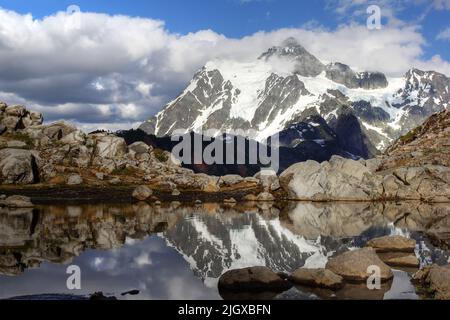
0, 202, 449, 300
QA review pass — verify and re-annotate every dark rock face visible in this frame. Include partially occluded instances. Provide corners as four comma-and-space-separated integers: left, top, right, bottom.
125, 115, 370, 176
333, 112, 371, 159
352, 100, 391, 124
275, 113, 375, 170
278, 115, 337, 148
325, 63, 388, 89
218, 267, 292, 292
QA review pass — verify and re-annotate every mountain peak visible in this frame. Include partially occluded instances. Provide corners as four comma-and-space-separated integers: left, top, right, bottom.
259, 38, 312, 61
258, 38, 325, 77
281, 36, 301, 47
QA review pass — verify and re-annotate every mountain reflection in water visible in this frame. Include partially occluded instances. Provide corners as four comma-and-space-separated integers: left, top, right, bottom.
0, 201, 449, 300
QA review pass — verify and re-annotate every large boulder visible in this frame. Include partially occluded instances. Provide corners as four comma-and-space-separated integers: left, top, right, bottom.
65, 145, 93, 168
218, 175, 244, 187
0, 148, 40, 184
254, 170, 280, 191
60, 130, 86, 145
22, 111, 43, 128
326, 248, 393, 282
290, 268, 344, 290
279, 156, 382, 201
413, 265, 450, 300
257, 191, 275, 202
366, 235, 416, 253
280, 155, 450, 201
4, 105, 27, 118
0, 105, 42, 131
426, 214, 450, 250
384, 255, 420, 268
67, 174, 83, 185
1, 116, 21, 131
90, 133, 128, 159
24, 121, 77, 142
218, 267, 292, 292
128, 142, 151, 156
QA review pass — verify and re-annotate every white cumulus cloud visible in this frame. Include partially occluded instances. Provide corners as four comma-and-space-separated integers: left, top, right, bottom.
0, 8, 449, 132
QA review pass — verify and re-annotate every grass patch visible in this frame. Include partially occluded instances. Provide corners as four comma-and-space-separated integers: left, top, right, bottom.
399, 126, 422, 144
111, 167, 136, 176
2, 132, 34, 149
153, 148, 169, 162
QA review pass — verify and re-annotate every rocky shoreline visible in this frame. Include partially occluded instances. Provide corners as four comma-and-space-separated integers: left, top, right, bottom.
1, 103, 450, 204
218, 235, 450, 300
1, 197, 448, 300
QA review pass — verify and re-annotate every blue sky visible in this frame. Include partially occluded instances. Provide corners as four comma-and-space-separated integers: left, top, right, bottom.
1, 0, 449, 60
0, 0, 337, 37
0, 0, 448, 130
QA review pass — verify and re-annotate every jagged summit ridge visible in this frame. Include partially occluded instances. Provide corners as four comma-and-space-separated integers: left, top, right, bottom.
140, 38, 450, 152
259, 37, 325, 77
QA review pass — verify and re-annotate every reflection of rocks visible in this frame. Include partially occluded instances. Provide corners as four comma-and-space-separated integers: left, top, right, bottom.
0, 203, 184, 275
0, 202, 328, 277
132, 185, 153, 201
280, 202, 387, 239
0, 195, 34, 208
382, 202, 450, 250
221, 290, 282, 301
282, 201, 450, 251
295, 281, 393, 300
426, 214, 450, 250
0, 201, 449, 301
163, 205, 338, 285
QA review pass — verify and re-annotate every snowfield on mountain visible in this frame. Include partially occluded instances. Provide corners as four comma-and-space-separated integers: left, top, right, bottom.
140, 38, 450, 152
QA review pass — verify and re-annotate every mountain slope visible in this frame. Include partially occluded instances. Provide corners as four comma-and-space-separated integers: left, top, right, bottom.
140, 38, 450, 152
381, 109, 450, 170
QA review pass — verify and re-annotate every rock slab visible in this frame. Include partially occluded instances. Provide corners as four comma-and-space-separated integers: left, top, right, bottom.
326, 248, 393, 282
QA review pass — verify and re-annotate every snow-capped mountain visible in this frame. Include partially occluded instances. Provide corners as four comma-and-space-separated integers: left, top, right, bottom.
162, 211, 343, 288
140, 38, 450, 151
161, 204, 408, 289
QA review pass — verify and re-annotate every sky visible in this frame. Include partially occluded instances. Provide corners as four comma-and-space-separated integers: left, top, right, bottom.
0, 0, 449, 132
